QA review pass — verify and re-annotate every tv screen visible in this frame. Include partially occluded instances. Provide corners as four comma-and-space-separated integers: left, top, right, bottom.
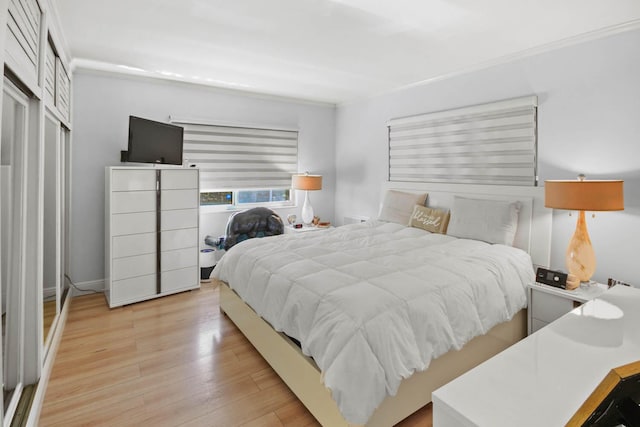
127, 116, 184, 165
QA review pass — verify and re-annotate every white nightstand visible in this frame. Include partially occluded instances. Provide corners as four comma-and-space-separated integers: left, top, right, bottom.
284, 225, 334, 234
527, 281, 608, 334
433, 285, 640, 427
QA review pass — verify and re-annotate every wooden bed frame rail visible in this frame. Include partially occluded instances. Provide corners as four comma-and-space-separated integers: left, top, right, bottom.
219, 281, 526, 426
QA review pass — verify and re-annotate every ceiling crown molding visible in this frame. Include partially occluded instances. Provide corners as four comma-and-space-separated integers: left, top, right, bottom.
70, 59, 336, 107
340, 19, 640, 107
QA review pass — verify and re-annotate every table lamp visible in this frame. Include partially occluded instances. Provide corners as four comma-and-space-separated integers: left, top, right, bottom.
292, 172, 322, 225
545, 175, 624, 285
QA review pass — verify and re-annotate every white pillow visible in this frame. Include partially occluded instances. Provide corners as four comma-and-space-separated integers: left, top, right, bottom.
378, 190, 428, 225
447, 196, 521, 245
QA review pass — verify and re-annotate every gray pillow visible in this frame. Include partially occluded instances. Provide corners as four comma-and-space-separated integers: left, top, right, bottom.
378, 190, 428, 225
447, 196, 520, 245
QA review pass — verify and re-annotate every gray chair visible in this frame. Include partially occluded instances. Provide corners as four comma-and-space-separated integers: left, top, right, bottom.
224, 207, 284, 251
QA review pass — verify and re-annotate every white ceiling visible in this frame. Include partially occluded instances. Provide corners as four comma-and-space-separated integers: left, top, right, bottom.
56, 0, 640, 104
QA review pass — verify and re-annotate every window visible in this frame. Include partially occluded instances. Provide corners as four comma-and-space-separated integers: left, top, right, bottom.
173, 119, 298, 211
200, 188, 291, 210
200, 191, 233, 206
238, 189, 290, 204
388, 95, 538, 186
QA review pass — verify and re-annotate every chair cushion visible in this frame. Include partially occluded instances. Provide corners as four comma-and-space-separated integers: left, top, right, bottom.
224, 207, 284, 250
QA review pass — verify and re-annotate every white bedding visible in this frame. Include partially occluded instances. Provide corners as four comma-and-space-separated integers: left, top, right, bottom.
212, 220, 534, 425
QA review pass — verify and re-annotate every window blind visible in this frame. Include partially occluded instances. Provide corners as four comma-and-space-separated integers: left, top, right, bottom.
388, 96, 538, 186
173, 121, 298, 190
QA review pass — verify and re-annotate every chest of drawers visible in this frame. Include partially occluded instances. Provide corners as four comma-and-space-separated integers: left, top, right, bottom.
105, 167, 200, 307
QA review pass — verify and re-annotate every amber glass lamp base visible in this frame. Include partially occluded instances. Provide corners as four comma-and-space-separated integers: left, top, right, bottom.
565, 210, 596, 283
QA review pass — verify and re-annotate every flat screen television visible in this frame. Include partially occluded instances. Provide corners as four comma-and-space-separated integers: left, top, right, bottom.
127, 116, 184, 165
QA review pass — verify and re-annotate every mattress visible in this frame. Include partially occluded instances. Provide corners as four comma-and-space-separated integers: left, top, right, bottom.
212, 220, 534, 424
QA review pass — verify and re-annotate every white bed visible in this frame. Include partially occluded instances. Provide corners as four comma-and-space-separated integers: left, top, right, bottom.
214, 182, 551, 426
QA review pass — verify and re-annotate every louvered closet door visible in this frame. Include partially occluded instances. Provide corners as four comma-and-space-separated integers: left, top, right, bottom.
55, 58, 71, 121
5, 0, 42, 90
44, 40, 56, 105
45, 38, 72, 121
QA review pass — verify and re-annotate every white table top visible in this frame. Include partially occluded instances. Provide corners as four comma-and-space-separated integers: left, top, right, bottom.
433, 285, 640, 427
529, 281, 608, 303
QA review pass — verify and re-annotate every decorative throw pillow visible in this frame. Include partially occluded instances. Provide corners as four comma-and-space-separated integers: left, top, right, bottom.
378, 190, 428, 225
446, 196, 521, 246
409, 205, 450, 234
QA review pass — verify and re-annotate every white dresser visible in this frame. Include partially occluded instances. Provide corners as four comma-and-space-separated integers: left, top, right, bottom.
433, 285, 640, 426
105, 166, 200, 308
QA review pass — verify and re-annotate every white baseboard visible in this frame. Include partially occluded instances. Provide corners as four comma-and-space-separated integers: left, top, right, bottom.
43, 286, 56, 300
26, 288, 73, 427
69, 278, 104, 296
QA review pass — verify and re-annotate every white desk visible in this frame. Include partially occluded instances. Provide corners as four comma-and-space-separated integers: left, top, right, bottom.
433, 285, 640, 427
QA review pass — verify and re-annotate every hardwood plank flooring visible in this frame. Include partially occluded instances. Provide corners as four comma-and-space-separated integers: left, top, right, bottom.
43, 299, 57, 344
40, 281, 432, 426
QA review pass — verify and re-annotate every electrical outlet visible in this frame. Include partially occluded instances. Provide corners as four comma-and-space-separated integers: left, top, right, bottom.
607, 277, 631, 288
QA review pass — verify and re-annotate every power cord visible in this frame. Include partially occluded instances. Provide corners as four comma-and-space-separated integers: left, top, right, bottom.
64, 273, 101, 295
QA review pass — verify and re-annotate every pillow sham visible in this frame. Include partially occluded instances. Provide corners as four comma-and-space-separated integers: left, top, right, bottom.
447, 196, 521, 245
409, 205, 450, 234
378, 190, 427, 225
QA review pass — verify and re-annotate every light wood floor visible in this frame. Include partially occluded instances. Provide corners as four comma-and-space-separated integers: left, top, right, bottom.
40, 281, 432, 426
43, 299, 57, 344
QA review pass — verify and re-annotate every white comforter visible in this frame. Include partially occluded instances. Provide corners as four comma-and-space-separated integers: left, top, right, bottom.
212, 221, 534, 424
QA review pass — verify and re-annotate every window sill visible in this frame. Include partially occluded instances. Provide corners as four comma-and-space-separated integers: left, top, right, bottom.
200, 202, 295, 214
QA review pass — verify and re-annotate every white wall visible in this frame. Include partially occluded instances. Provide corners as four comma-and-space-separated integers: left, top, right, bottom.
70, 70, 335, 283
335, 29, 640, 285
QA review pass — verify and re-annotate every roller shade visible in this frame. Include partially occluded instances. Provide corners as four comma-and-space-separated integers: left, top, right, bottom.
173, 121, 298, 189
388, 96, 538, 186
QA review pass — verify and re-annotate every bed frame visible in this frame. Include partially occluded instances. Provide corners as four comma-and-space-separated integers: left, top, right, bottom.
219, 182, 552, 426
